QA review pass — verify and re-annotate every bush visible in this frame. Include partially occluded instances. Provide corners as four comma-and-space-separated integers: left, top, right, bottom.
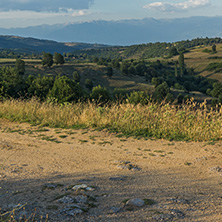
127, 91, 149, 105
90, 85, 110, 104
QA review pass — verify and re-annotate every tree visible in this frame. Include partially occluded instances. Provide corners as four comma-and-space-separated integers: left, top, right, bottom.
107, 66, 113, 78
73, 71, 80, 83
42, 52, 53, 67
212, 44, 217, 53
54, 52, 65, 65
26, 75, 54, 100
178, 53, 185, 77
85, 79, 93, 91
169, 46, 178, 57
15, 59, 25, 75
47, 76, 83, 103
153, 82, 170, 102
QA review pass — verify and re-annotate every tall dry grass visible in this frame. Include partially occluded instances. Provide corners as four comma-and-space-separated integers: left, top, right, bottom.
0, 98, 221, 141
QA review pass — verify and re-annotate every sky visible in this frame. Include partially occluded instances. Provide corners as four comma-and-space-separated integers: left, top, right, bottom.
0, 0, 222, 28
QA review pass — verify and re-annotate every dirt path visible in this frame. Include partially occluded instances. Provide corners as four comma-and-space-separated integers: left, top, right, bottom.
0, 119, 222, 221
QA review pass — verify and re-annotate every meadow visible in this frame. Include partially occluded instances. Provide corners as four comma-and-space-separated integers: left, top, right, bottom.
0, 99, 221, 142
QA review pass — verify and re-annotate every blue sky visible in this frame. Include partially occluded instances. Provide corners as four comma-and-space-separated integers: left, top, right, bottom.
0, 0, 221, 28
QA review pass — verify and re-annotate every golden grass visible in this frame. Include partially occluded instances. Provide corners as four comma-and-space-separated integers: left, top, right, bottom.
0, 99, 221, 141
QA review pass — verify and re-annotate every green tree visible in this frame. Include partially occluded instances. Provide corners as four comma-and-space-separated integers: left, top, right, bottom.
54, 52, 65, 65
26, 75, 54, 100
212, 44, 217, 53
73, 71, 80, 83
42, 52, 53, 67
0, 66, 25, 98
169, 46, 178, 57
48, 76, 83, 103
85, 79, 93, 91
15, 59, 25, 75
107, 66, 113, 78
178, 53, 185, 77
153, 82, 170, 102
90, 85, 110, 104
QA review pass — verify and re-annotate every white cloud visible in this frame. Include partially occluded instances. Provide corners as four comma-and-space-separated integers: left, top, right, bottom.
0, 0, 94, 12
143, 0, 211, 12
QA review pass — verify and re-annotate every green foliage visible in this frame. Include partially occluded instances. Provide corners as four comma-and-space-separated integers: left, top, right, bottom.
54, 52, 65, 65
48, 76, 83, 103
85, 79, 93, 91
42, 52, 53, 67
0, 66, 25, 98
205, 62, 222, 72
107, 66, 113, 78
212, 44, 217, 53
178, 53, 186, 77
113, 88, 127, 101
154, 82, 170, 102
211, 82, 222, 98
168, 46, 178, 57
73, 71, 80, 83
26, 75, 54, 100
15, 59, 25, 75
90, 85, 110, 104
127, 91, 149, 105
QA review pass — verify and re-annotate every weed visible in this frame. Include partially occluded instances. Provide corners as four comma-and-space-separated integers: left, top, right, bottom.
184, 162, 192, 166
78, 139, 88, 143
149, 153, 156, 156
59, 135, 68, 139
143, 199, 156, 205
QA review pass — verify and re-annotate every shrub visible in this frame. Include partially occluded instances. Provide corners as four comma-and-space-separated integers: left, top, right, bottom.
90, 85, 110, 104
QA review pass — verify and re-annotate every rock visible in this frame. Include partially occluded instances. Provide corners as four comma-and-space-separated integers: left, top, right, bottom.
58, 196, 74, 204
152, 214, 173, 221
44, 183, 57, 189
85, 187, 94, 191
65, 208, 83, 216
74, 195, 88, 204
210, 167, 222, 172
72, 184, 88, 190
168, 198, 189, 204
126, 198, 145, 207
109, 206, 121, 213
170, 209, 185, 219
116, 161, 141, 171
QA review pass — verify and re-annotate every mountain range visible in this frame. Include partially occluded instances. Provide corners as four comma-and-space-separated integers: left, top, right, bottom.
1, 16, 222, 46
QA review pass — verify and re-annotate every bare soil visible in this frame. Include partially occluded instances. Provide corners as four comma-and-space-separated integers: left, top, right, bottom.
0, 119, 222, 221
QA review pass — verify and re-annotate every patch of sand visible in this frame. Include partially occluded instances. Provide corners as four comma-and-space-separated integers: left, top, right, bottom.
0, 119, 222, 221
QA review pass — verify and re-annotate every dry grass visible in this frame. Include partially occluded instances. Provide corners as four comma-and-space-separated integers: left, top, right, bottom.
0, 99, 221, 141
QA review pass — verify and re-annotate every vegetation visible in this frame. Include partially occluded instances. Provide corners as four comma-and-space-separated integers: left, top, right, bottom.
0, 37, 222, 142
0, 99, 221, 141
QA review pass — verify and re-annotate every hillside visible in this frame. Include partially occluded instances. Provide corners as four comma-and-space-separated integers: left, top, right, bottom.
0, 35, 108, 54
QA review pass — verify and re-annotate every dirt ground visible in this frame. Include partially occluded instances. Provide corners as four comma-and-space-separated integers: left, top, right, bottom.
0, 118, 222, 221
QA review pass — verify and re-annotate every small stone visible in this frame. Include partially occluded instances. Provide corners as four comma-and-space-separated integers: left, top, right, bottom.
126, 198, 145, 207
168, 198, 189, 204
152, 214, 173, 221
85, 187, 94, 191
44, 183, 57, 189
58, 196, 74, 204
170, 209, 185, 219
74, 195, 88, 204
65, 208, 83, 216
72, 184, 88, 190
109, 206, 121, 213
210, 167, 222, 172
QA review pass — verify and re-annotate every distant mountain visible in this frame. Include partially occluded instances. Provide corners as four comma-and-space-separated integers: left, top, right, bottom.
1, 16, 222, 45
0, 35, 108, 54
